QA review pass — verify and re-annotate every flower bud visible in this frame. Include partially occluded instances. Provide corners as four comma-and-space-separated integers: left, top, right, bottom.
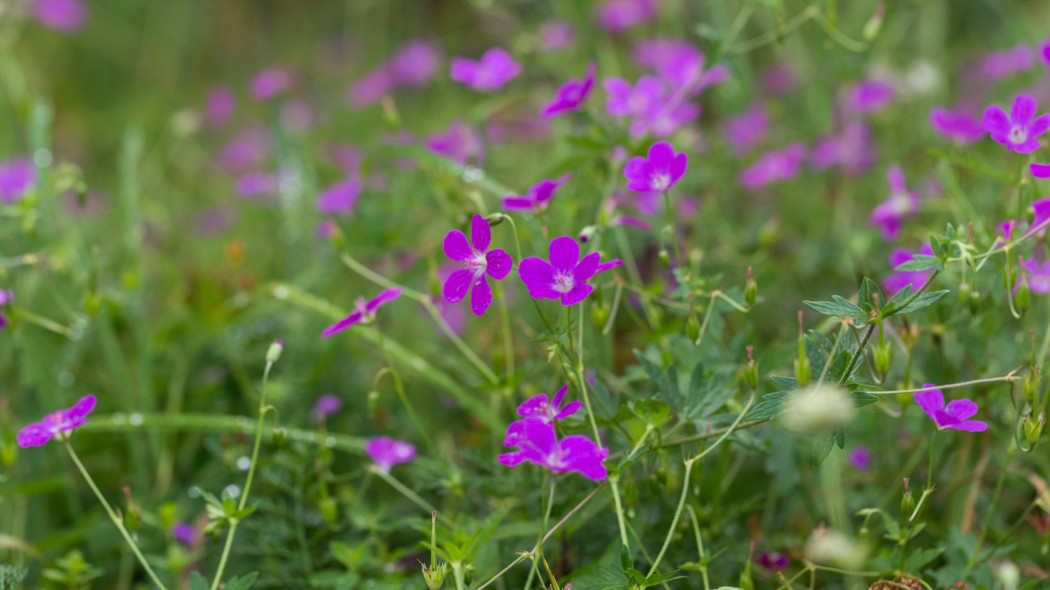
1015, 280, 1031, 315
592, 303, 609, 328
997, 561, 1020, 590
367, 390, 380, 415
686, 313, 701, 342
862, 3, 885, 42
320, 497, 338, 524
422, 562, 448, 590
958, 281, 971, 307
1025, 411, 1045, 447
744, 346, 759, 390
745, 266, 757, 307
266, 340, 283, 364
578, 225, 597, 244
969, 288, 981, 314
658, 249, 670, 269
781, 384, 855, 433
272, 426, 286, 448
901, 478, 916, 516
1023, 369, 1039, 404
873, 341, 892, 377
794, 355, 811, 387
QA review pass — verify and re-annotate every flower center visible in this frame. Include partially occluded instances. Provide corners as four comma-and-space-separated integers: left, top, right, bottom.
888, 192, 912, 215
650, 172, 671, 191
1009, 125, 1027, 144
553, 272, 575, 294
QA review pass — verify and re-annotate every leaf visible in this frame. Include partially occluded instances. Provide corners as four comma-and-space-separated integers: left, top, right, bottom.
189, 572, 209, 590
858, 277, 884, 313
745, 391, 787, 420
644, 570, 685, 586
895, 289, 950, 314
812, 431, 836, 466
629, 400, 672, 428
225, 573, 260, 590
906, 547, 945, 571
896, 255, 943, 272
803, 299, 858, 319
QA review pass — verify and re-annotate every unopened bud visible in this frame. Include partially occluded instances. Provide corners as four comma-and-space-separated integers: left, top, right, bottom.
592, 303, 610, 328
795, 355, 811, 387
658, 249, 670, 269
1025, 411, 1045, 447
686, 313, 701, 342
272, 426, 286, 448
422, 562, 448, 590
1023, 369, 1039, 404
578, 225, 597, 244
958, 281, 971, 307
744, 346, 759, 389
266, 340, 283, 364
901, 478, 916, 516
969, 288, 981, 314
862, 3, 885, 42
874, 341, 892, 376
1016, 280, 1031, 315
745, 266, 757, 307
320, 497, 338, 524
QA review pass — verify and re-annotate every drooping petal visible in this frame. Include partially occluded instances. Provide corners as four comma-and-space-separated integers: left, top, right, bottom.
981, 106, 1011, 136
549, 236, 581, 274
485, 249, 513, 280
366, 287, 403, 313
945, 399, 979, 421
443, 230, 474, 262
470, 275, 493, 316
913, 385, 945, 419
443, 268, 475, 303
1010, 95, 1037, 126
596, 259, 625, 275
573, 251, 601, 283
561, 283, 594, 306
951, 420, 988, 432
518, 257, 560, 299
16, 422, 52, 448
471, 214, 491, 252
555, 400, 583, 419
320, 311, 364, 338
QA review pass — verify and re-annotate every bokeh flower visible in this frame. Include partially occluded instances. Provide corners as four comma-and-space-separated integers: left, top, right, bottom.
541, 63, 596, 118
31, 0, 87, 32
847, 445, 871, 471
425, 121, 484, 166
537, 20, 575, 53
914, 385, 987, 432
204, 86, 236, 129
17, 395, 97, 447
811, 121, 874, 175
758, 551, 790, 571
503, 175, 570, 212
516, 384, 582, 424
843, 78, 895, 115
498, 418, 608, 481
929, 106, 985, 145
739, 143, 806, 189
321, 288, 403, 338
450, 48, 521, 91
982, 95, 1050, 154
870, 166, 920, 241
723, 103, 770, 156
596, 0, 659, 34
1031, 163, 1050, 178
316, 178, 363, 216
0, 158, 36, 204
366, 436, 417, 472
442, 214, 514, 316
249, 67, 294, 102
624, 141, 688, 193
518, 236, 621, 306
312, 394, 343, 422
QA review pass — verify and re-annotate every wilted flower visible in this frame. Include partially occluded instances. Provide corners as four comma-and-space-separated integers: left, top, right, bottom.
870, 166, 920, 240
425, 121, 484, 166
519, 236, 622, 306
537, 20, 575, 53
249, 67, 294, 101
541, 63, 596, 118
0, 158, 36, 204
366, 436, 417, 472
624, 141, 688, 193
723, 104, 770, 156
312, 394, 343, 422
316, 178, 363, 216
781, 384, 855, 433
914, 385, 987, 432
17, 395, 97, 447
30, 0, 87, 32
503, 175, 570, 212
442, 214, 513, 316
498, 418, 608, 481
982, 95, 1050, 154
516, 384, 583, 423
929, 106, 986, 145
204, 86, 236, 129
884, 244, 935, 295
596, 0, 659, 33
321, 288, 403, 338
739, 143, 806, 189
450, 48, 521, 91
806, 529, 866, 570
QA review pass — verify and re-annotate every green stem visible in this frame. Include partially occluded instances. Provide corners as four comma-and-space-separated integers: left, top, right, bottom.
66, 444, 168, 590
646, 459, 693, 578
378, 333, 436, 453
661, 189, 683, 270
373, 467, 443, 519
609, 474, 631, 548
967, 444, 1017, 569
840, 323, 875, 385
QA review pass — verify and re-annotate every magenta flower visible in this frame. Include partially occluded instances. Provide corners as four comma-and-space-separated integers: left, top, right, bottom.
1032, 163, 1050, 178
171, 523, 200, 547
604, 76, 665, 118
847, 445, 871, 471
312, 394, 343, 421
723, 103, 770, 156
235, 171, 281, 199
17, 394, 96, 447
204, 86, 235, 129
0, 158, 36, 205
443, 215, 513, 316
739, 143, 806, 189
0, 313, 7, 331
929, 107, 985, 145
843, 79, 896, 115
758, 551, 790, 571
425, 121, 484, 166
538, 20, 575, 53
450, 48, 521, 91
1020, 258, 1050, 294
811, 121, 874, 175
632, 39, 728, 94
316, 178, 363, 216
884, 245, 935, 295
31, 0, 87, 32
518, 236, 622, 306
347, 68, 395, 107
596, 0, 659, 33
498, 418, 609, 481
914, 385, 987, 432
870, 166, 920, 241
1042, 40, 1050, 67
612, 215, 652, 231
503, 175, 570, 212
366, 436, 417, 472
0, 289, 12, 306
541, 63, 596, 118
249, 67, 294, 101
624, 141, 688, 193
971, 45, 1035, 81
516, 384, 582, 424
387, 40, 442, 87
982, 95, 1050, 154
216, 128, 270, 173
321, 288, 403, 338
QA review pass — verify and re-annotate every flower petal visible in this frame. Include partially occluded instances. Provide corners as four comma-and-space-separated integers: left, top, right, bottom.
549, 236, 581, 274
555, 400, 583, 419
596, 259, 625, 275
485, 249, 513, 280
70, 395, 97, 421
647, 141, 675, 168
519, 257, 559, 299
502, 196, 535, 211
1013, 138, 1042, 154
498, 450, 530, 467
443, 268, 475, 303
1029, 114, 1050, 139
551, 384, 569, 408
561, 283, 594, 306
573, 251, 601, 283
1011, 95, 1037, 126
443, 230, 474, 262
321, 311, 364, 338
886, 166, 907, 193
470, 275, 493, 316
981, 106, 1011, 135
1031, 163, 1050, 178
913, 385, 945, 419
16, 422, 52, 448
517, 394, 551, 420
366, 287, 403, 313
521, 418, 558, 456
669, 152, 689, 184
945, 398, 979, 421
950, 420, 988, 432
471, 214, 491, 252
559, 435, 609, 481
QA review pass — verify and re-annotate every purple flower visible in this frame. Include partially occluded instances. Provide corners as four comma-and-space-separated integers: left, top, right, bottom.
884, 245, 935, 295
914, 385, 987, 432
982, 95, 1050, 154
498, 418, 609, 481
758, 551, 790, 571
518, 236, 622, 306
321, 288, 403, 338
216, 128, 270, 173
739, 143, 806, 189
31, 0, 87, 32
843, 79, 895, 115
249, 67, 294, 102
425, 121, 484, 166
632, 101, 700, 138
281, 98, 314, 133
624, 141, 688, 193
0, 158, 36, 205
632, 39, 727, 94
971, 45, 1035, 82
604, 76, 665, 118
17, 394, 96, 447
761, 62, 797, 95
1032, 163, 1050, 178
541, 63, 596, 118
811, 121, 874, 175
442, 215, 513, 316
171, 522, 199, 546
538, 20, 575, 53
328, 144, 363, 175
516, 384, 583, 424
204, 86, 235, 129
316, 178, 363, 216
366, 436, 417, 472
1042, 40, 1050, 67
869, 166, 920, 241
450, 48, 521, 91
1020, 258, 1050, 294
612, 215, 652, 231
0, 289, 12, 306
847, 445, 871, 471
929, 107, 985, 145
723, 104, 770, 156
235, 171, 281, 199
0, 313, 7, 331
596, 0, 659, 33
387, 40, 442, 87
312, 394, 343, 421
503, 175, 570, 212
347, 68, 394, 107
434, 264, 467, 337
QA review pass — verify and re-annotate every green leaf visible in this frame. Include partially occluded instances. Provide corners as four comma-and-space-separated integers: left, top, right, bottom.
895, 290, 950, 314
745, 391, 787, 420
812, 431, 836, 466
189, 572, 209, 590
906, 547, 945, 571
803, 299, 858, 319
644, 570, 685, 586
896, 255, 943, 272
858, 277, 884, 313
225, 573, 259, 590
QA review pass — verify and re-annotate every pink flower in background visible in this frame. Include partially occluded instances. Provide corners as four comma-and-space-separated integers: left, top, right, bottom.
516, 384, 583, 423
347, 68, 394, 107
316, 178, 363, 216
498, 418, 608, 481
723, 104, 770, 156
870, 166, 920, 241
17, 395, 97, 447
843, 79, 896, 114
281, 98, 314, 133
366, 437, 417, 472
811, 121, 874, 175
0, 158, 36, 204
538, 20, 575, 53
596, 0, 659, 33
442, 215, 513, 316
312, 394, 343, 421
204, 86, 235, 129
0, 290, 12, 306
636, 101, 700, 138
847, 445, 871, 471
235, 171, 281, 199
486, 116, 551, 144
542, 63, 596, 118
1041, 40, 1050, 67
249, 67, 294, 101
758, 551, 790, 571
503, 175, 571, 212
982, 95, 1050, 154
914, 385, 987, 432
624, 141, 688, 193
195, 206, 235, 237
518, 236, 622, 306
929, 107, 985, 145
739, 143, 806, 189
31, 0, 87, 32
632, 39, 727, 94
321, 288, 402, 338
216, 128, 270, 173
604, 76, 665, 118
425, 121, 484, 166
387, 40, 442, 86
761, 62, 797, 95
450, 48, 521, 91
327, 144, 363, 175
171, 523, 200, 547
612, 215, 652, 231
883, 245, 935, 295
971, 44, 1034, 81
1020, 258, 1050, 294
997, 219, 1019, 244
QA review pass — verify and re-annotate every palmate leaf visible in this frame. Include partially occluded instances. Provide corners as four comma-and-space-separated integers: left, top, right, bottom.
895, 289, 950, 314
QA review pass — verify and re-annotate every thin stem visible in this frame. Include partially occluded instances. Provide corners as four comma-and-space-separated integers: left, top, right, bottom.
967, 444, 1017, 569
570, 304, 603, 448
686, 505, 710, 590
867, 373, 1019, 395
694, 292, 719, 347
373, 467, 442, 518
925, 432, 936, 493
378, 333, 436, 452
661, 189, 683, 270
609, 474, 631, 548
646, 459, 694, 578
66, 444, 168, 590
500, 285, 516, 396
840, 323, 875, 385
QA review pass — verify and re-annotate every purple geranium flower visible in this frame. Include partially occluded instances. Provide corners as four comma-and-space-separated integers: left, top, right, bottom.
498, 418, 609, 481
843, 78, 896, 115
1032, 163, 1050, 178
17, 394, 97, 447
739, 143, 806, 189
235, 171, 281, 199
425, 121, 484, 166
321, 288, 403, 338
1020, 258, 1050, 294
541, 63, 596, 118
624, 141, 688, 193
249, 67, 294, 102
516, 384, 583, 424
811, 121, 874, 175
450, 48, 521, 91
723, 103, 769, 156
870, 166, 920, 241
929, 107, 985, 145
596, 0, 659, 33
503, 175, 571, 212
0, 158, 36, 205
982, 95, 1050, 154
633, 39, 728, 95
316, 178, 363, 216
31, 0, 87, 32
538, 20, 575, 53
518, 236, 622, 306
972, 45, 1035, 82
758, 551, 790, 571
216, 128, 270, 173
366, 436, 417, 472
443, 215, 514, 316
204, 86, 235, 129
884, 245, 935, 295
387, 40, 442, 87
312, 394, 343, 421
171, 522, 199, 547
847, 445, 871, 471
604, 76, 665, 118
914, 385, 987, 432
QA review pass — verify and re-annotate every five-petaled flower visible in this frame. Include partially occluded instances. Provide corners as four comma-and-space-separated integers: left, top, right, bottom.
623, 141, 688, 193
321, 288, 403, 338
516, 384, 583, 423
542, 63, 596, 118
503, 175, 571, 212
914, 385, 988, 432
450, 47, 522, 91
870, 166, 920, 241
443, 215, 514, 316
519, 236, 622, 306
17, 394, 97, 447
366, 436, 417, 472
498, 418, 609, 481
982, 95, 1050, 154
